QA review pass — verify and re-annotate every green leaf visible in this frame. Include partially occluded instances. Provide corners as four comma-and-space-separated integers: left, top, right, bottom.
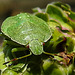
35, 13, 49, 22
43, 59, 66, 75
32, 7, 45, 13
46, 4, 73, 31
2, 69, 18, 75
66, 37, 75, 53
32, 7, 42, 13
68, 11, 75, 21
10, 63, 26, 72
52, 2, 71, 11
46, 4, 68, 22
0, 51, 6, 70
3, 45, 13, 62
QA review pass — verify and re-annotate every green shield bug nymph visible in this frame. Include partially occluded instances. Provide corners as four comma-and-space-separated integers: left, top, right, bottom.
1, 13, 52, 64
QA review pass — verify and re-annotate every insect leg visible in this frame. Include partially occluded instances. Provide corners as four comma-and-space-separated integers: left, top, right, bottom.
3, 53, 31, 65
11, 47, 29, 58
43, 51, 54, 58
3, 47, 32, 65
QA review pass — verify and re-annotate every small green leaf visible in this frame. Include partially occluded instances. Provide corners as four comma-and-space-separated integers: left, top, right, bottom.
46, 4, 73, 31
52, 2, 71, 11
0, 51, 6, 70
2, 69, 18, 75
43, 59, 66, 75
35, 13, 49, 21
66, 37, 75, 53
32, 7, 42, 13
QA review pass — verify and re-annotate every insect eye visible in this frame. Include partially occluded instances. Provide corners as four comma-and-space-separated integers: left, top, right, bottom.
43, 43, 45, 46
26, 45, 29, 48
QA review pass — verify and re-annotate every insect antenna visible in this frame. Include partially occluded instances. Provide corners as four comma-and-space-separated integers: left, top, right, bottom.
43, 51, 54, 58
3, 53, 32, 65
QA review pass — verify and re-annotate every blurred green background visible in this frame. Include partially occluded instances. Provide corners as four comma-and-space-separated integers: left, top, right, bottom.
0, 0, 75, 45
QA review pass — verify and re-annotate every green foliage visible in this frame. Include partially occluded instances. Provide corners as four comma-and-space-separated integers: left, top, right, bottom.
0, 2, 75, 75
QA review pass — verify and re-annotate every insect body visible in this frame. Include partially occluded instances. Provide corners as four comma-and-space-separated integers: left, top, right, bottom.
1, 13, 52, 64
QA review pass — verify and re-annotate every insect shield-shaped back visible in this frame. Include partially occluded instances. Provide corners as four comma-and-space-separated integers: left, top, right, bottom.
29, 39, 43, 55
1, 13, 51, 55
